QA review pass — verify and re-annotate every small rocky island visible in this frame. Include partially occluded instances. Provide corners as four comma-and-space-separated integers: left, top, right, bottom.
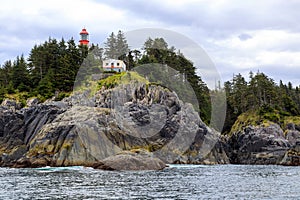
0, 72, 228, 170
0, 72, 300, 170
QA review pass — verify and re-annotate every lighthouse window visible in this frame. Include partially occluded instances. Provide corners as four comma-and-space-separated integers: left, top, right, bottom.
81, 35, 88, 40
117, 63, 120, 66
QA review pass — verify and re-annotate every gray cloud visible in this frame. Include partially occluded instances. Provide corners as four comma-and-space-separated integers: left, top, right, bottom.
102, 0, 300, 37
1, 0, 300, 86
238, 34, 252, 41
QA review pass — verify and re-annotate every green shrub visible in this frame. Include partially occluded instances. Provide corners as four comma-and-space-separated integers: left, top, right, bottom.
98, 71, 149, 90
55, 92, 71, 101
262, 112, 280, 123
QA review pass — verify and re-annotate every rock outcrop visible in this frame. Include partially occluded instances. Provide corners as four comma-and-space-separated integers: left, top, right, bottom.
279, 143, 300, 166
226, 124, 290, 164
3, 77, 300, 168
0, 103, 67, 167
0, 79, 229, 170
3, 78, 300, 167
225, 121, 300, 165
92, 150, 166, 171
279, 123, 300, 166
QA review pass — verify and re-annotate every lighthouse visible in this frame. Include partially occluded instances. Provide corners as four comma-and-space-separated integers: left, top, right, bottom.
79, 28, 89, 45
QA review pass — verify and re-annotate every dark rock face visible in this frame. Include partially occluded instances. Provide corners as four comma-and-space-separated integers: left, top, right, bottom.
0, 82, 229, 169
286, 126, 300, 146
3, 81, 300, 167
280, 127, 300, 166
1, 99, 22, 110
279, 143, 300, 166
225, 123, 300, 165
0, 103, 66, 167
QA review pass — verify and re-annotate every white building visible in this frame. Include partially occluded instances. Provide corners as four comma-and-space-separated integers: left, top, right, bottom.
102, 59, 126, 72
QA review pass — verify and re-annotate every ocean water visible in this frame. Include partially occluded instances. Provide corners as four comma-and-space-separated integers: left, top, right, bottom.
1, 164, 300, 199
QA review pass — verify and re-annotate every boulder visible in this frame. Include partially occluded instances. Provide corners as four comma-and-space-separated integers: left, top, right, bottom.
1, 99, 22, 110
286, 129, 300, 146
280, 124, 300, 166
92, 150, 166, 170
26, 98, 39, 107
279, 142, 300, 166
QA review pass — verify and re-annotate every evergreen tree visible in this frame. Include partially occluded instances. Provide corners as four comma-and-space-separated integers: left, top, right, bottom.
230, 74, 248, 113
104, 32, 117, 59
137, 37, 211, 123
222, 71, 300, 133
0, 84, 6, 103
0, 60, 13, 87
143, 37, 153, 50
36, 69, 55, 99
104, 30, 129, 60
11, 55, 31, 91
90, 44, 104, 61
116, 30, 129, 58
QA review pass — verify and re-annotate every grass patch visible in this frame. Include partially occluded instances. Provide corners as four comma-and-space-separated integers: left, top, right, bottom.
229, 106, 300, 135
98, 71, 149, 90
98, 72, 126, 89
4, 92, 30, 107
283, 116, 300, 129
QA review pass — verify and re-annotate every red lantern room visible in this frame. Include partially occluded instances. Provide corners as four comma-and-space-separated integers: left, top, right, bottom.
79, 28, 89, 45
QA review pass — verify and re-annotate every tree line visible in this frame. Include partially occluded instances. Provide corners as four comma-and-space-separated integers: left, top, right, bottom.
0, 38, 90, 100
2, 30, 298, 129
0, 31, 211, 123
223, 72, 300, 133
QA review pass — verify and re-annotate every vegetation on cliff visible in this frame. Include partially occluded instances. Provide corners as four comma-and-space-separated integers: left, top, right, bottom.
1, 30, 300, 166
97, 71, 149, 89
0, 38, 91, 101
224, 72, 300, 134
1, 30, 300, 131
0, 31, 211, 123
229, 108, 300, 136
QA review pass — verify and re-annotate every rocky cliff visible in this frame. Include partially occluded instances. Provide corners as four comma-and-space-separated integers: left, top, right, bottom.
225, 111, 300, 166
3, 72, 299, 168
0, 74, 229, 169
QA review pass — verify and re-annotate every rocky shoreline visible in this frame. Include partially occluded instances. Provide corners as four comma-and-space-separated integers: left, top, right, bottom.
225, 123, 300, 166
1, 81, 300, 170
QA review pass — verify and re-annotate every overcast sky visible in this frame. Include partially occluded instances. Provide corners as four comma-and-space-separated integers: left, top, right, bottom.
1, 0, 300, 87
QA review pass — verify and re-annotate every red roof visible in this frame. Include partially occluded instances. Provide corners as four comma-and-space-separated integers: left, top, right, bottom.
80, 28, 89, 35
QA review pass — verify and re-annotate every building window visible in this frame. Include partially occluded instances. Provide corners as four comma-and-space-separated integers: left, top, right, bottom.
117, 63, 120, 66
106, 63, 108, 66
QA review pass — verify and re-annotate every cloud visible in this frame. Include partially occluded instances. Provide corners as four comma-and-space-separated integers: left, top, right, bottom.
103, 0, 300, 37
206, 29, 300, 86
238, 34, 252, 41
1, 0, 300, 86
